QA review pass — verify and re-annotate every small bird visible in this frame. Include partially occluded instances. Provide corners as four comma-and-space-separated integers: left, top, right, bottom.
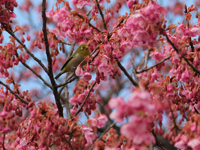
55, 43, 90, 79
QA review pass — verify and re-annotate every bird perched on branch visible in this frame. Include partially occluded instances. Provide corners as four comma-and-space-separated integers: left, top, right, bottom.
55, 43, 90, 79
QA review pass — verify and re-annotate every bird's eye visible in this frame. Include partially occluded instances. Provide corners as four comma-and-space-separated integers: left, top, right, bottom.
81, 46, 84, 51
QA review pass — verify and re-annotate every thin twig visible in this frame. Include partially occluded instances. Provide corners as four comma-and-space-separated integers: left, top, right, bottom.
64, 137, 75, 150
170, 106, 179, 136
89, 122, 116, 150
76, 13, 102, 33
4, 27, 49, 74
0, 81, 29, 105
58, 75, 77, 95
131, 51, 138, 83
151, 129, 165, 150
95, 0, 107, 30
63, 77, 71, 119
16, 53, 53, 90
57, 74, 76, 88
42, 0, 63, 117
185, 6, 194, 52
142, 48, 151, 71
86, 10, 91, 16
73, 81, 96, 117
165, 34, 200, 75
115, 58, 138, 87
137, 56, 171, 73
59, 40, 72, 45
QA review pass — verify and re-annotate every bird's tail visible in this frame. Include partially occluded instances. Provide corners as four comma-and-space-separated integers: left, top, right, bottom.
55, 72, 63, 79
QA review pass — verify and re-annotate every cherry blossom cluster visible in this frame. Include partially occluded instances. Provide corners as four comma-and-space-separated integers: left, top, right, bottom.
13, 101, 96, 149
70, 80, 97, 116
108, 90, 155, 148
0, 0, 17, 24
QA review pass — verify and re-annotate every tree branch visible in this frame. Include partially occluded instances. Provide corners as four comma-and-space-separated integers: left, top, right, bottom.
42, 0, 63, 117
16, 53, 53, 90
151, 129, 165, 150
64, 137, 75, 150
194, 107, 199, 114
142, 48, 151, 71
115, 58, 138, 87
4, 26, 49, 74
76, 13, 102, 33
137, 56, 171, 73
170, 106, 179, 136
73, 81, 96, 117
131, 51, 138, 83
2, 134, 5, 150
165, 34, 200, 75
0, 80, 29, 105
61, 42, 76, 119
89, 122, 116, 150
95, 0, 107, 30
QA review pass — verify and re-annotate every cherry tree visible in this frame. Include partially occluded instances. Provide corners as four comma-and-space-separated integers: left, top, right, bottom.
0, 0, 200, 149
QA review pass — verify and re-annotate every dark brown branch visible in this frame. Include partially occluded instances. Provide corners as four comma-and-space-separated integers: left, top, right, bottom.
165, 34, 200, 75
4, 27, 49, 74
64, 137, 75, 150
89, 122, 116, 150
137, 56, 171, 73
151, 129, 165, 150
58, 75, 76, 88
115, 59, 138, 87
189, 37, 194, 52
2, 134, 5, 150
76, 13, 102, 33
169, 106, 179, 136
73, 81, 96, 117
0, 81, 28, 105
16, 53, 53, 90
95, 0, 107, 30
42, 0, 63, 117
194, 107, 199, 114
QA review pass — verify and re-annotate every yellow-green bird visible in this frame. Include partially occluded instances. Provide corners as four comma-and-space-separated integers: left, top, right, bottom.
55, 43, 90, 79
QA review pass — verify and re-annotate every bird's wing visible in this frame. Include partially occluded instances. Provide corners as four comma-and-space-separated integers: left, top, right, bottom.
61, 55, 75, 70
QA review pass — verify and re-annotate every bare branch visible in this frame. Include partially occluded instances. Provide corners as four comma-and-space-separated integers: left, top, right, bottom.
76, 13, 102, 33
137, 56, 171, 73
151, 129, 165, 150
169, 106, 179, 136
2, 134, 5, 150
95, 0, 107, 30
73, 81, 96, 117
59, 40, 72, 45
16, 53, 53, 90
64, 137, 75, 150
42, 0, 63, 117
194, 107, 199, 114
142, 48, 151, 71
131, 51, 138, 83
0, 80, 29, 105
89, 122, 116, 150
165, 34, 200, 75
115, 58, 138, 87
58, 74, 76, 88
63, 77, 71, 119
